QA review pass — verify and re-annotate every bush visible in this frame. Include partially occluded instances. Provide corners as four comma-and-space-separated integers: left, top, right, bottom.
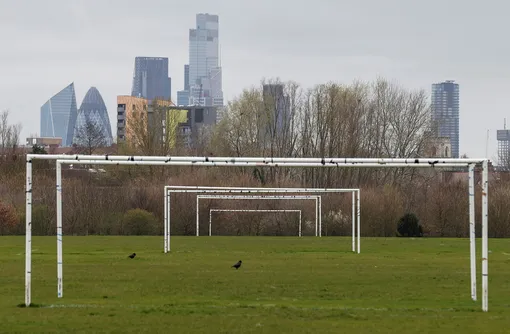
122, 209, 159, 235
0, 201, 19, 235
397, 213, 423, 237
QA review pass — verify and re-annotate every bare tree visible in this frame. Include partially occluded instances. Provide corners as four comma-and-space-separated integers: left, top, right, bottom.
73, 119, 106, 155
0, 110, 22, 161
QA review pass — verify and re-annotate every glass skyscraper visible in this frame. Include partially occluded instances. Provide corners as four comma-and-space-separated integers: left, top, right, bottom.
131, 57, 171, 100
40, 82, 78, 147
431, 80, 460, 158
179, 13, 223, 107
73, 87, 113, 146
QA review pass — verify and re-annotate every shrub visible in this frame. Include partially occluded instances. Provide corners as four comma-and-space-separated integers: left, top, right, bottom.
397, 213, 423, 237
122, 209, 159, 235
0, 201, 18, 235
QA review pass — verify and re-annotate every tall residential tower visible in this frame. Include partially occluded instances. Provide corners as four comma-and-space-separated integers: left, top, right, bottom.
431, 80, 460, 158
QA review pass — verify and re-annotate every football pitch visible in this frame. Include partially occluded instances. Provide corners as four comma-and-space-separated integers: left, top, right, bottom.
1, 236, 509, 333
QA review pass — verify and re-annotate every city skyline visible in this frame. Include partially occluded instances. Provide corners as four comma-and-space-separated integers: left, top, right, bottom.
1, 0, 509, 160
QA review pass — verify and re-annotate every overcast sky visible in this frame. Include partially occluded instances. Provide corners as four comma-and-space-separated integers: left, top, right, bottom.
1, 0, 508, 160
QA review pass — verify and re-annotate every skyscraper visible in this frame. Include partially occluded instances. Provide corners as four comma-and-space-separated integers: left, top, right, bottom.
497, 119, 510, 168
184, 64, 190, 91
73, 87, 113, 146
431, 80, 460, 158
131, 57, 171, 100
40, 82, 78, 147
184, 13, 223, 107
177, 64, 191, 106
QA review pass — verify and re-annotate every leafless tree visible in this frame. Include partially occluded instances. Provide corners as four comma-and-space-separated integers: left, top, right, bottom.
73, 119, 107, 155
0, 110, 22, 161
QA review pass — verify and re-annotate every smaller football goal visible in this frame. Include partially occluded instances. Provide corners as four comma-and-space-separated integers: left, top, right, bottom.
196, 194, 319, 237
208, 209, 303, 236
164, 185, 361, 255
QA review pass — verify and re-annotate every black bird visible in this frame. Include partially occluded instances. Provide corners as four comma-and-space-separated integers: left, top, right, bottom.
128, 253, 136, 259
232, 260, 242, 270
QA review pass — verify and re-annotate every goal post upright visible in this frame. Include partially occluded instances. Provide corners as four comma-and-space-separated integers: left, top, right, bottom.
315, 197, 318, 237
482, 159, 489, 312
23, 154, 489, 312
468, 164, 476, 301
25, 155, 32, 307
56, 161, 63, 298
352, 192, 355, 252
356, 189, 361, 255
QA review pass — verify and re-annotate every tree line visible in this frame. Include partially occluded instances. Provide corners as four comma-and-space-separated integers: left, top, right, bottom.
0, 77, 508, 237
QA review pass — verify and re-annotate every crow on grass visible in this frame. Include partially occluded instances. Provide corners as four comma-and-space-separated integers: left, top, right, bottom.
232, 260, 242, 269
128, 253, 136, 259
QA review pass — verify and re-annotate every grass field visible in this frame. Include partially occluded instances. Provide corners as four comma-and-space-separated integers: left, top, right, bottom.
1, 236, 510, 333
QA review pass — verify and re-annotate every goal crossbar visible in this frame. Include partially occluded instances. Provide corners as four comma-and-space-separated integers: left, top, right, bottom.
208, 209, 303, 237
22, 155, 488, 312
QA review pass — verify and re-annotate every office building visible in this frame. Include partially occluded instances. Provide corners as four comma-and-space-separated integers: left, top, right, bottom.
431, 80, 460, 158
117, 96, 216, 149
117, 96, 186, 149
40, 82, 78, 147
497, 120, 510, 168
73, 87, 113, 146
187, 13, 223, 107
131, 57, 171, 100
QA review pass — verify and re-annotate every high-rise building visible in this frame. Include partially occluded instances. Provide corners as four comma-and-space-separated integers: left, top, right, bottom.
186, 13, 223, 107
184, 64, 190, 91
497, 119, 510, 168
73, 87, 113, 146
131, 57, 171, 100
177, 65, 191, 106
263, 84, 290, 131
259, 84, 291, 148
40, 82, 78, 147
431, 80, 460, 158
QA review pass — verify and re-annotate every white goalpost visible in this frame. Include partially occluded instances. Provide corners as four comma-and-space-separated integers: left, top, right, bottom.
23, 154, 489, 312
208, 208, 303, 237
196, 194, 320, 237
164, 185, 361, 254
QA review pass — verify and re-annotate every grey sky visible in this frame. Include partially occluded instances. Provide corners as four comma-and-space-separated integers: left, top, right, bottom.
1, 0, 508, 160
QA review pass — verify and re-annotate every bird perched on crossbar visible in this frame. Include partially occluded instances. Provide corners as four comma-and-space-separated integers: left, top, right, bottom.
232, 260, 242, 270
128, 253, 136, 259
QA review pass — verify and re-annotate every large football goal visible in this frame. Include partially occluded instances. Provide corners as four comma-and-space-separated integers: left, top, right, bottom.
23, 155, 489, 312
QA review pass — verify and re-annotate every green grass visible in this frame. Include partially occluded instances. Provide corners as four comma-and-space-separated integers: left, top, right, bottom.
1, 236, 510, 333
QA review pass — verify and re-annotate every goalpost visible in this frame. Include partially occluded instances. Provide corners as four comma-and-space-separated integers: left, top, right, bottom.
164, 186, 360, 254
208, 209, 303, 236
23, 155, 489, 312
196, 194, 320, 237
